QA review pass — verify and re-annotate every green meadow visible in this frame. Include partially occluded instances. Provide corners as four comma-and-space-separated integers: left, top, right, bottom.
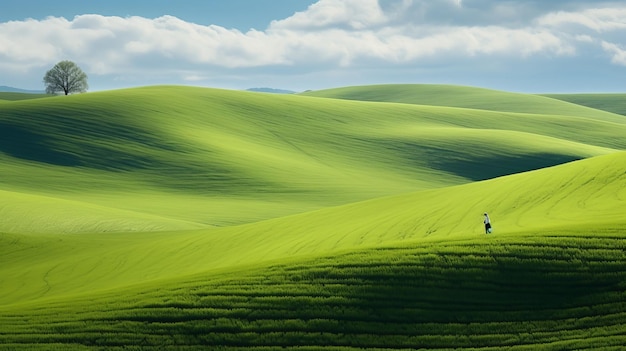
1, 85, 625, 350
543, 93, 626, 117
0, 92, 50, 102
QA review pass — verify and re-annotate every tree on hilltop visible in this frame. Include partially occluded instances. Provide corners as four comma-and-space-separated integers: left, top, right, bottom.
43, 60, 88, 95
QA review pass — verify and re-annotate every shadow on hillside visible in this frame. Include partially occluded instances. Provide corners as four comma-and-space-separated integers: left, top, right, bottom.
392, 141, 581, 180
90, 240, 626, 349
0, 121, 256, 192
428, 151, 582, 181
331, 250, 625, 325
277, 240, 626, 331
367, 138, 582, 181
0, 122, 82, 166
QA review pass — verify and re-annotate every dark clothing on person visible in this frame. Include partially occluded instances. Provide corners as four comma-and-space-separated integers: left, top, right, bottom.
484, 213, 492, 234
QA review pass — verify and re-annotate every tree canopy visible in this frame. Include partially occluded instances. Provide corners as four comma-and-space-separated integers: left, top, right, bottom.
43, 60, 88, 95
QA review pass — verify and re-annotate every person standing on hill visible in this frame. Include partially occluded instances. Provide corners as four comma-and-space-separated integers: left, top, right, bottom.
484, 213, 492, 234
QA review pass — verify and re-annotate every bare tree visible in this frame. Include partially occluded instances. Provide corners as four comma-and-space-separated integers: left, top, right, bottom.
43, 60, 88, 95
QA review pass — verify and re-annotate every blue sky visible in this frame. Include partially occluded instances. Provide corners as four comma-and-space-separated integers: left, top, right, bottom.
0, 0, 317, 32
1, 0, 625, 93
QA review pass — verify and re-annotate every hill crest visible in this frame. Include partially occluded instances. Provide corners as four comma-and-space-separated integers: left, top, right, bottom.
301, 83, 626, 124
2, 85, 626, 350
0, 85, 45, 94
0, 85, 625, 229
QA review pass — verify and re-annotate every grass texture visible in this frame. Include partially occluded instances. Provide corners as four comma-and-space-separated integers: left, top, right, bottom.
1, 84, 625, 350
0, 92, 49, 101
0, 85, 624, 229
543, 93, 626, 116
301, 84, 626, 124
1, 151, 625, 304
2, 233, 626, 350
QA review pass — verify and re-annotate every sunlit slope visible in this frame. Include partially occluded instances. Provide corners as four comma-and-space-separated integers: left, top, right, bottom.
302, 84, 626, 123
543, 93, 626, 116
1, 86, 625, 229
0, 86, 452, 228
0, 189, 206, 233
2, 152, 624, 305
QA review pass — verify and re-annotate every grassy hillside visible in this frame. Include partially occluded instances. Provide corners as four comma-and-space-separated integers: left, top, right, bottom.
2, 151, 625, 305
1, 152, 625, 349
0, 188, 206, 233
543, 93, 626, 116
302, 84, 626, 124
2, 85, 626, 350
2, 233, 626, 350
0, 92, 49, 101
1, 86, 624, 230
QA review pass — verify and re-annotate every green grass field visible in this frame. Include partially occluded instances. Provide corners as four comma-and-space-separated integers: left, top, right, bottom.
0, 92, 50, 101
543, 93, 626, 116
301, 84, 626, 124
1, 84, 625, 350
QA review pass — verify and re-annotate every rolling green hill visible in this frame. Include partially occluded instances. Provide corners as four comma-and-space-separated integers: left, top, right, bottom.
3, 236, 626, 350
2, 151, 625, 305
1, 84, 626, 350
543, 93, 626, 116
0, 92, 49, 101
0, 85, 624, 230
1, 152, 625, 350
301, 84, 626, 124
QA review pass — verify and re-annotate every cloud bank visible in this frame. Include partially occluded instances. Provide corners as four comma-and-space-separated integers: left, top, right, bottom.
1, 0, 625, 91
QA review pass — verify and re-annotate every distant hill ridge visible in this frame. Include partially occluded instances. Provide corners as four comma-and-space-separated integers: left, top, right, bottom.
543, 93, 626, 116
0, 85, 45, 94
302, 84, 626, 124
246, 87, 296, 94
0, 84, 625, 230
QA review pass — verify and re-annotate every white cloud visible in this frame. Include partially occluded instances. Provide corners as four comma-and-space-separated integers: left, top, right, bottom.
0, 0, 625, 91
575, 35, 595, 43
602, 41, 626, 66
270, 0, 389, 30
0, 8, 576, 74
183, 74, 209, 82
537, 7, 626, 32
0, 18, 66, 65
280, 25, 572, 66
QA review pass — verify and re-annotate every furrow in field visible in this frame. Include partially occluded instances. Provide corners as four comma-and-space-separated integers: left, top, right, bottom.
2, 234, 625, 350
